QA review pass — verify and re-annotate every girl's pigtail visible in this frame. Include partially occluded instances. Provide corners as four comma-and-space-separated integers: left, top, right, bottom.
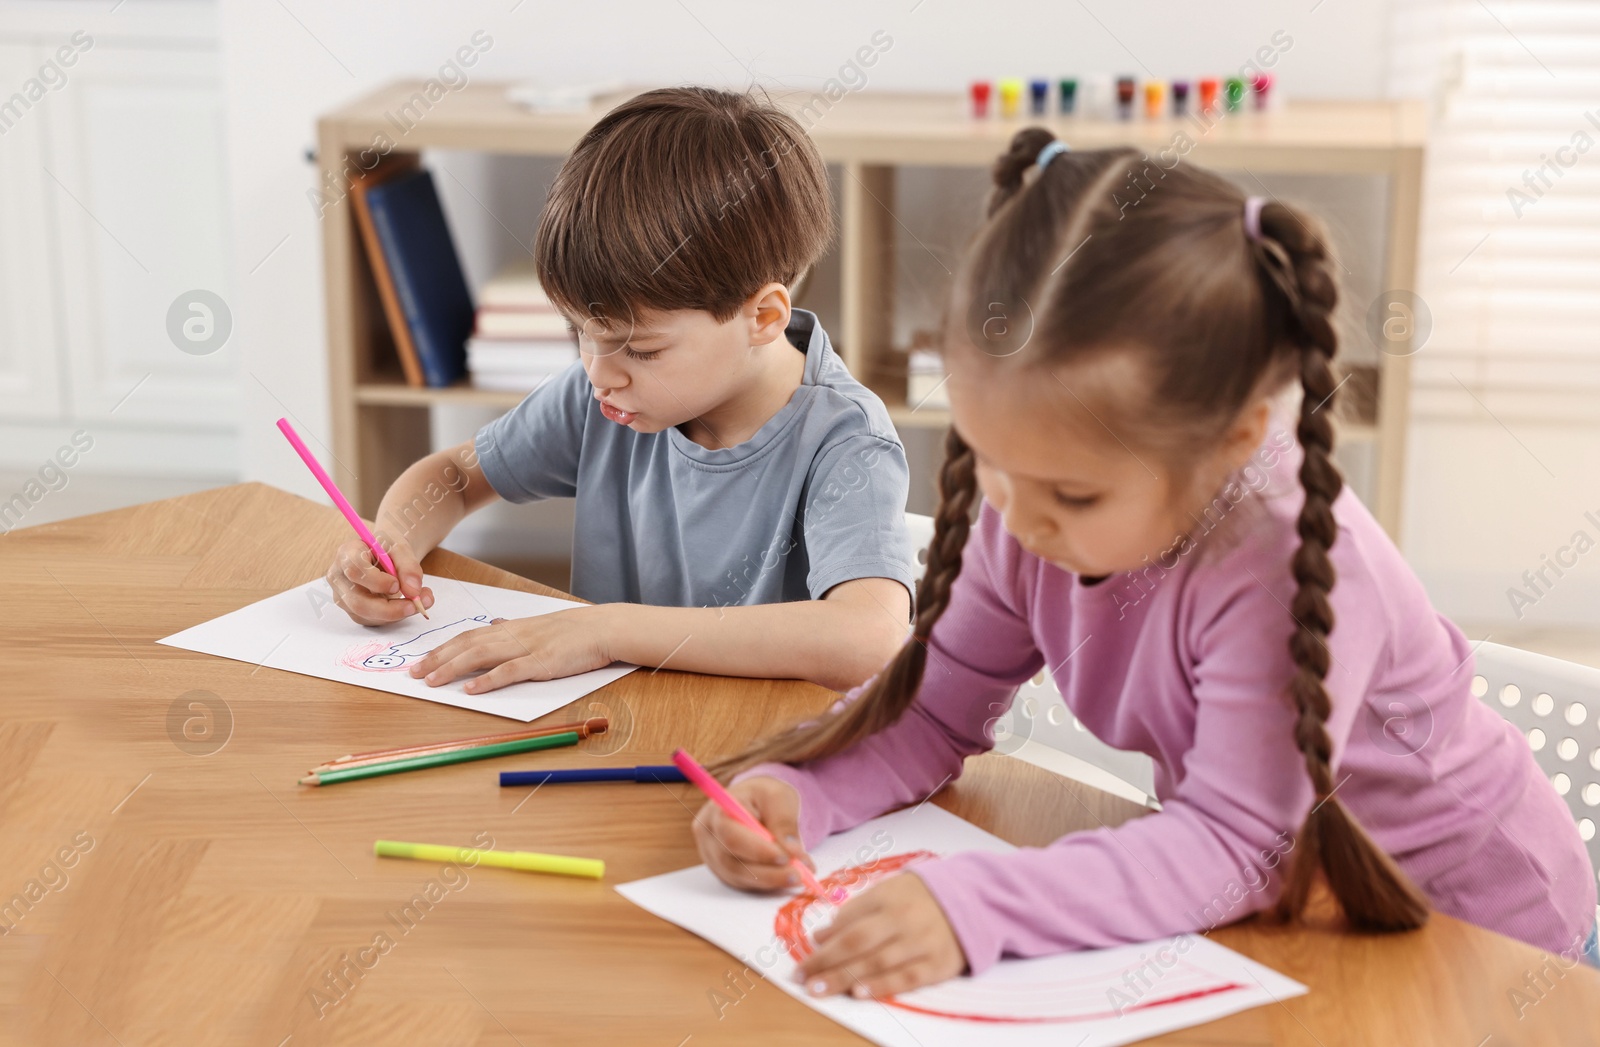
711, 426, 980, 780
985, 127, 1063, 218
1255, 202, 1431, 932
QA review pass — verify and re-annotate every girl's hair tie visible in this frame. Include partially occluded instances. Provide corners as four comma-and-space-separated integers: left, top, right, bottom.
1036, 139, 1070, 169
1243, 195, 1267, 241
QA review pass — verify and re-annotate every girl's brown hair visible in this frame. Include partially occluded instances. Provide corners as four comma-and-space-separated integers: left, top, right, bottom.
534, 86, 833, 327
717, 128, 1430, 935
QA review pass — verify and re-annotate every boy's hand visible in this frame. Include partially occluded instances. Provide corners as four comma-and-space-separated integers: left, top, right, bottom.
407, 607, 614, 690
795, 872, 966, 1000
691, 776, 816, 891
326, 535, 433, 626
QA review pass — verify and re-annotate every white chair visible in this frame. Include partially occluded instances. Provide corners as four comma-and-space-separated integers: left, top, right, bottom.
1469, 642, 1600, 903
902, 511, 935, 577
904, 511, 1158, 806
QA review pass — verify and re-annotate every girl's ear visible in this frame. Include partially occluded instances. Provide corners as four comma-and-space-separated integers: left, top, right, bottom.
1220, 398, 1273, 473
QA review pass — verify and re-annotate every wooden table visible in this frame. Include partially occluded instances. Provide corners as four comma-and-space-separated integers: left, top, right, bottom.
2, 483, 1594, 1045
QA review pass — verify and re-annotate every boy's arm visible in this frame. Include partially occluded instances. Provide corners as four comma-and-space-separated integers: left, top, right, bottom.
597, 577, 911, 691
373, 439, 501, 556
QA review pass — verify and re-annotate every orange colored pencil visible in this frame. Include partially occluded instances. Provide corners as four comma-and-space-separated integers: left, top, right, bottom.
310, 717, 607, 774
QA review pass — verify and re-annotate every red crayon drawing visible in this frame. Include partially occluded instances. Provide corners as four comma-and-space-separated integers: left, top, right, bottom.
774, 851, 1247, 1024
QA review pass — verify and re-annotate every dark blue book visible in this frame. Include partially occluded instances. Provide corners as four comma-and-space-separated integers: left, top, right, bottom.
364, 168, 473, 387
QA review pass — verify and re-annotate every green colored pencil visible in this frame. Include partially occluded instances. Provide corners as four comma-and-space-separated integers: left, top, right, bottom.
299, 731, 580, 785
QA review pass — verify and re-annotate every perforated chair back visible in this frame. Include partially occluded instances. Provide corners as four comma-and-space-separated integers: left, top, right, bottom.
903, 512, 935, 582
904, 512, 1158, 798
1007, 667, 1159, 797
1469, 641, 1600, 890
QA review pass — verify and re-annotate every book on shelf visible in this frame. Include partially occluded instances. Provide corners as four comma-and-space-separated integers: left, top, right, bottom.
359, 166, 475, 388
465, 257, 579, 393
467, 337, 579, 373
505, 81, 626, 114
474, 309, 572, 339
350, 155, 426, 387
907, 346, 948, 410
477, 256, 554, 310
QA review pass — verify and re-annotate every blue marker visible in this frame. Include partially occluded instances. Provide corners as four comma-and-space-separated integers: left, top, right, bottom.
500, 765, 689, 787
1029, 78, 1049, 116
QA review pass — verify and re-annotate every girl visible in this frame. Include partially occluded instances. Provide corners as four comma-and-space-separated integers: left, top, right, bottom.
690, 128, 1600, 998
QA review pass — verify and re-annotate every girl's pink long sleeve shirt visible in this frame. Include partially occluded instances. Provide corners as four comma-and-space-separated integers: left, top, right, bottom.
737, 459, 1596, 975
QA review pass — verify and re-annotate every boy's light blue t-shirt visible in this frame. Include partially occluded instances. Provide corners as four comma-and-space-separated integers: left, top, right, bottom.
473, 308, 915, 613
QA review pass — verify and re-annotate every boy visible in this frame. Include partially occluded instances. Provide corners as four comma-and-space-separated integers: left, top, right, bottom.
326, 86, 915, 693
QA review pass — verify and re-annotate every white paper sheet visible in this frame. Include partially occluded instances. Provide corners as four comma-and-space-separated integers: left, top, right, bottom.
617, 805, 1306, 1046
157, 574, 637, 721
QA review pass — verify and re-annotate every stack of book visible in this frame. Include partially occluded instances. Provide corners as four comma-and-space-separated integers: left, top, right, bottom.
350, 157, 475, 388
467, 257, 580, 392
906, 330, 949, 410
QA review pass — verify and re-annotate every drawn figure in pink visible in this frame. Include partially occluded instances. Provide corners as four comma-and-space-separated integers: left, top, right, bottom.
339, 615, 492, 672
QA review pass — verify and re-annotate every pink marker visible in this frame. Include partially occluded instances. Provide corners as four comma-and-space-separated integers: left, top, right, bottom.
276, 417, 427, 619
673, 748, 845, 902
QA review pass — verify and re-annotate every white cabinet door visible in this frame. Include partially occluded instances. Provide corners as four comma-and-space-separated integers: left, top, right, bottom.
46, 43, 235, 428
0, 42, 64, 421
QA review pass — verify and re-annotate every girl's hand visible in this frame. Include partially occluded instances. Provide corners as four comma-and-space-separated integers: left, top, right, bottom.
796, 873, 966, 1000
326, 535, 433, 625
691, 776, 817, 891
407, 607, 615, 691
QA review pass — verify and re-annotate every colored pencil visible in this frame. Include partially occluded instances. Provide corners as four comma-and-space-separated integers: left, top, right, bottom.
500, 765, 687, 787
299, 731, 580, 785
671, 748, 841, 901
375, 840, 604, 879
314, 717, 607, 773
276, 416, 427, 620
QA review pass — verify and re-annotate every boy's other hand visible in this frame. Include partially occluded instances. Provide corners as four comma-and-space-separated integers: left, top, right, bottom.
691, 776, 815, 892
326, 535, 433, 625
406, 607, 615, 689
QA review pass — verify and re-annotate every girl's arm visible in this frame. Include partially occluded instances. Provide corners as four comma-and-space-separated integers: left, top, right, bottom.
902, 566, 1383, 976
732, 503, 1048, 851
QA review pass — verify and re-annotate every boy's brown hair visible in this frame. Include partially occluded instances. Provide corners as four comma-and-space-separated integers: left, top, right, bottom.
719, 129, 1431, 938
534, 86, 834, 328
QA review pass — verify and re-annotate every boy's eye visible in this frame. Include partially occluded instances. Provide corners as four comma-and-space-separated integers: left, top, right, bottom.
1053, 490, 1099, 510
622, 346, 662, 362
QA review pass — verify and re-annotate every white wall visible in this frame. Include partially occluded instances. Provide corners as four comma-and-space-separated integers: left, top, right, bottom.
216, 0, 1408, 562
0, 0, 235, 502
1404, 421, 1600, 627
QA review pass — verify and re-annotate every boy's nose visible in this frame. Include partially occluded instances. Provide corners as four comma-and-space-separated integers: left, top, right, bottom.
584, 350, 629, 390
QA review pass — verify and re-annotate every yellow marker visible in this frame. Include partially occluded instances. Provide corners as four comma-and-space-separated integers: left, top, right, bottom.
374, 840, 604, 880
998, 78, 1023, 118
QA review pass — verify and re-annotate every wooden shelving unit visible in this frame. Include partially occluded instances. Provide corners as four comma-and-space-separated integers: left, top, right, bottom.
318, 83, 1424, 535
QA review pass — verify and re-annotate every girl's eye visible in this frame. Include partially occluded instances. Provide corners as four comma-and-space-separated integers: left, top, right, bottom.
622, 346, 662, 362
1053, 490, 1099, 510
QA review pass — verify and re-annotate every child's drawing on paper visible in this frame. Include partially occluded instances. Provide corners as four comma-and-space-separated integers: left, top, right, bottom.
775, 851, 1245, 1024
339, 615, 492, 672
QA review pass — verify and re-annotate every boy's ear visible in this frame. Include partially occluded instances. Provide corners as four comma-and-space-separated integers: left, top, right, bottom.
745, 282, 792, 346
